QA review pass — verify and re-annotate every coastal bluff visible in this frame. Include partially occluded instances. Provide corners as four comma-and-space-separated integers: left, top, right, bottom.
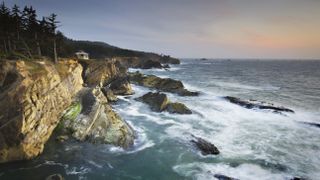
0, 60, 83, 163
0, 59, 139, 163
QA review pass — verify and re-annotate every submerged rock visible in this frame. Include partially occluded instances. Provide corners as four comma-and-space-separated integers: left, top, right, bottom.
129, 72, 198, 96
214, 174, 239, 180
55, 135, 69, 143
60, 88, 135, 148
224, 96, 294, 113
136, 92, 169, 112
302, 122, 320, 128
0, 60, 83, 163
166, 102, 192, 114
290, 177, 308, 180
45, 174, 64, 180
191, 136, 220, 155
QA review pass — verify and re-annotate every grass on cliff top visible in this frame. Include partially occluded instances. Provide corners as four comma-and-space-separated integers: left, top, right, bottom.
24, 61, 47, 77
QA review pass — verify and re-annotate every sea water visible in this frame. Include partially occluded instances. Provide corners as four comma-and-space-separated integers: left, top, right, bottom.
1, 59, 320, 180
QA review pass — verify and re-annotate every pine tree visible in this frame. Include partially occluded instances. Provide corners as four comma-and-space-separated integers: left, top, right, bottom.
0, 1, 10, 53
47, 13, 59, 63
11, 4, 21, 50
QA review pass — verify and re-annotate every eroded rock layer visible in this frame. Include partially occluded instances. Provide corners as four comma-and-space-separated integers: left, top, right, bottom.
0, 60, 83, 163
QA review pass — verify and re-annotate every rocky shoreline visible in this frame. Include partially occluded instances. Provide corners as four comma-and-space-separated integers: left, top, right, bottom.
0, 56, 195, 163
1, 57, 307, 180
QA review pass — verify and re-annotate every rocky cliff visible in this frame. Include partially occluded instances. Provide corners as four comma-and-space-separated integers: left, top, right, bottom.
0, 60, 83, 163
0, 59, 135, 163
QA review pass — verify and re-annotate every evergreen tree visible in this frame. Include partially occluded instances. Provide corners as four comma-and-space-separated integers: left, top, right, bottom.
0, 1, 10, 53
47, 13, 59, 63
11, 4, 21, 50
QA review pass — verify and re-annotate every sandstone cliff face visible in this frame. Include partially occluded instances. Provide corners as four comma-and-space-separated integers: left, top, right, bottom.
0, 60, 83, 163
80, 60, 124, 87
0, 59, 136, 163
80, 60, 133, 95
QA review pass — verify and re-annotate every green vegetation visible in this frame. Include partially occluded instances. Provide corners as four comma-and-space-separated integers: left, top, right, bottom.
0, 1, 176, 62
56, 101, 81, 133
62, 101, 82, 121
0, 2, 59, 61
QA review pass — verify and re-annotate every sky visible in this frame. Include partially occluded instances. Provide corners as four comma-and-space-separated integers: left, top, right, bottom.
5, 0, 320, 59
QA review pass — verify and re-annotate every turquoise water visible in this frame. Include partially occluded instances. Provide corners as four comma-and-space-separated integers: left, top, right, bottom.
1, 59, 320, 180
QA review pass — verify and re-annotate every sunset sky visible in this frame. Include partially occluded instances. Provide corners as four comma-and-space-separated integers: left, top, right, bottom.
5, 0, 320, 59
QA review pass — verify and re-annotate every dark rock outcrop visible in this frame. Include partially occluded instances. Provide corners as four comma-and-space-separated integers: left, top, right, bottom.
302, 122, 320, 128
136, 92, 192, 114
108, 76, 133, 95
114, 55, 180, 69
136, 92, 169, 112
140, 59, 163, 69
129, 72, 199, 96
166, 103, 192, 114
101, 87, 118, 102
214, 174, 239, 180
290, 177, 308, 180
80, 60, 125, 87
59, 88, 135, 148
45, 174, 64, 180
191, 136, 220, 155
224, 96, 294, 113
80, 60, 133, 96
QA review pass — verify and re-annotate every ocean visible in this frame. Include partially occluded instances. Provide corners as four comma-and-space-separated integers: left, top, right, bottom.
1, 59, 320, 180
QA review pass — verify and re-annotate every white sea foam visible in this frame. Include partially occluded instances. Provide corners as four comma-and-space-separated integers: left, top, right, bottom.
121, 63, 320, 179
87, 160, 103, 169
173, 162, 288, 180
105, 119, 155, 154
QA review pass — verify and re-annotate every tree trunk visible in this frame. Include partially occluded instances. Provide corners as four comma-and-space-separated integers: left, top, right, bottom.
35, 33, 41, 57
8, 38, 12, 52
21, 38, 33, 60
53, 39, 58, 63
3, 39, 8, 54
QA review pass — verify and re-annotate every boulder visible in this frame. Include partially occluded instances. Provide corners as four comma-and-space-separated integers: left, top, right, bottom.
101, 87, 118, 102
136, 92, 192, 114
166, 102, 192, 114
55, 135, 69, 143
191, 136, 220, 155
0, 60, 83, 163
45, 174, 64, 180
136, 92, 169, 112
60, 88, 135, 148
224, 96, 294, 113
108, 76, 133, 95
129, 72, 198, 96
